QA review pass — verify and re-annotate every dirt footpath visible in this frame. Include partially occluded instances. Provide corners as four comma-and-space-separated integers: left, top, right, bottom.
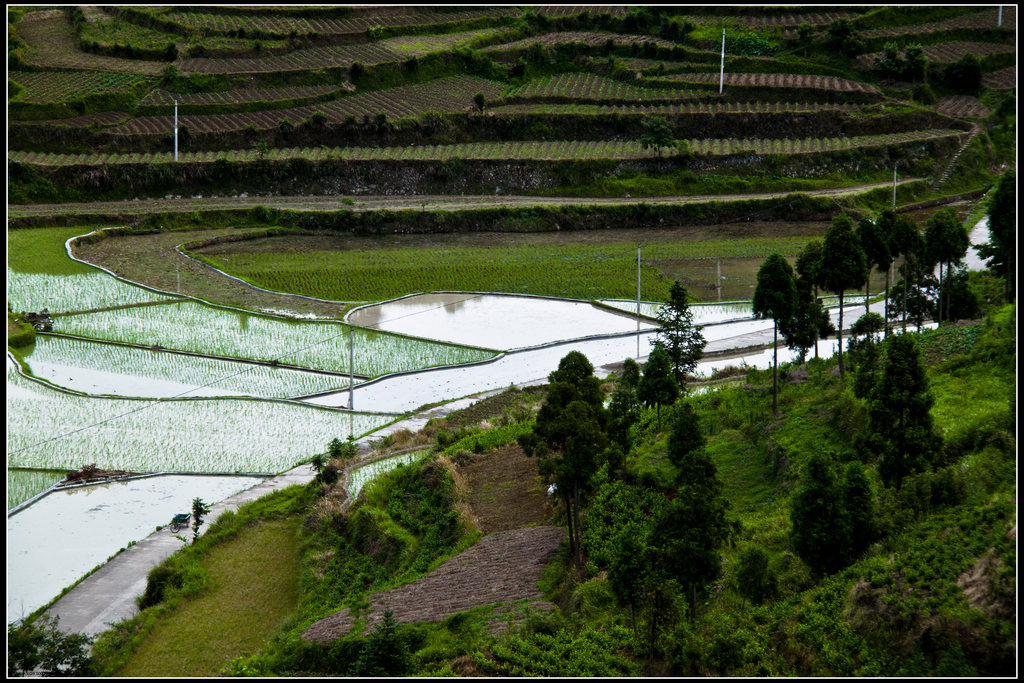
301, 525, 565, 643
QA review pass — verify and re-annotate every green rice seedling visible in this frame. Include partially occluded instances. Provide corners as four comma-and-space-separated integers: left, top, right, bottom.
53, 301, 496, 377
7, 468, 65, 510
22, 336, 352, 399
347, 449, 430, 498
7, 362, 394, 474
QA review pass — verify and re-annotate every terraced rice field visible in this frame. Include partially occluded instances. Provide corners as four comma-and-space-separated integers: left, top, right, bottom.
106, 75, 505, 134
485, 30, 677, 51
861, 7, 1015, 38
138, 85, 343, 107
175, 42, 399, 74
512, 72, 702, 101
14, 9, 165, 75
982, 66, 1016, 89
9, 71, 151, 103
163, 7, 513, 37
722, 11, 854, 27
8, 129, 964, 166
8, 469, 65, 510
376, 27, 519, 56
20, 335, 354, 399
7, 359, 394, 474
858, 41, 1016, 67
663, 72, 881, 94
52, 301, 497, 377
489, 101, 856, 115
936, 96, 993, 119
15, 111, 132, 127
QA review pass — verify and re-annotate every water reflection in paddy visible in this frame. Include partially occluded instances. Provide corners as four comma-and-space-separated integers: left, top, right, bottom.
6, 474, 262, 624
347, 293, 656, 349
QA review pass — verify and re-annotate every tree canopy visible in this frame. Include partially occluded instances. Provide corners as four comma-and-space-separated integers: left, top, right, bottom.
653, 281, 706, 388
753, 253, 798, 414
821, 214, 869, 376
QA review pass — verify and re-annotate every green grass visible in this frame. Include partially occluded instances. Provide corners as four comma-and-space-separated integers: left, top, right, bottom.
195, 233, 820, 303
116, 517, 303, 676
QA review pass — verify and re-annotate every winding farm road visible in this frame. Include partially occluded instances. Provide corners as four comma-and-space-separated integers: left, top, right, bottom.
8, 180, 920, 219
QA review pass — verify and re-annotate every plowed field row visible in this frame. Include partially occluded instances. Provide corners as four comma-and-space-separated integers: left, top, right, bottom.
982, 66, 1015, 89
164, 7, 513, 36
722, 11, 854, 27
9, 129, 963, 166
175, 42, 400, 74
535, 6, 629, 17
485, 30, 677, 51
14, 9, 165, 75
489, 101, 856, 115
862, 7, 1015, 38
301, 526, 565, 643
138, 85, 342, 107
858, 41, 1016, 67
106, 76, 506, 134
17, 111, 131, 127
936, 96, 993, 119
663, 72, 880, 93
512, 72, 700, 101
10, 70, 151, 103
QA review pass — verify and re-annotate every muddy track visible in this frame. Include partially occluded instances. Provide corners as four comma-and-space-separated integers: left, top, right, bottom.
8, 180, 921, 219
301, 525, 564, 643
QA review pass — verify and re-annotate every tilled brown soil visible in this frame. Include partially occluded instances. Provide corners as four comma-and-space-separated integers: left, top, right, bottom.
461, 443, 554, 533
301, 525, 564, 643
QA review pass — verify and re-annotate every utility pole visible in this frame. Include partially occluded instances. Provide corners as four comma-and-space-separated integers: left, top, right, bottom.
998, 5, 1003, 26
717, 258, 722, 301
719, 29, 726, 94
636, 243, 642, 359
892, 164, 897, 210
349, 323, 355, 411
174, 100, 178, 162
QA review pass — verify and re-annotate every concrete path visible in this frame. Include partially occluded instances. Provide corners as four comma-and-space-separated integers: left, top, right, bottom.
45, 466, 315, 637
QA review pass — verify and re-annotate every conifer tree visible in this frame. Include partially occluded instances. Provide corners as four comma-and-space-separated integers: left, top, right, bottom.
820, 215, 869, 377
753, 253, 798, 414
867, 334, 941, 489
653, 281, 706, 389
637, 343, 679, 429
978, 170, 1015, 302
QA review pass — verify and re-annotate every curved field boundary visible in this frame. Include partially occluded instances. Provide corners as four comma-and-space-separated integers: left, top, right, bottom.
510, 72, 703, 102
716, 11, 854, 27
175, 42, 400, 74
14, 9, 166, 75
662, 72, 880, 94
15, 111, 131, 128
858, 41, 1016, 68
484, 30, 677, 52
982, 67, 1015, 90
861, 7, 1015, 38
8, 130, 966, 166
9, 71, 152, 104
138, 85, 343, 107
489, 101, 857, 115
105, 75, 506, 135
936, 96, 993, 119
301, 526, 565, 643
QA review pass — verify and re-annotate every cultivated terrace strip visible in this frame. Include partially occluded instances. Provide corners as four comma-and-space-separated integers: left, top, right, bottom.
7, 130, 966, 166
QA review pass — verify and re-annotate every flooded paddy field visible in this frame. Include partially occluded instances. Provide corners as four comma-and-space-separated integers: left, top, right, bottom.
348, 293, 657, 349
7, 474, 263, 624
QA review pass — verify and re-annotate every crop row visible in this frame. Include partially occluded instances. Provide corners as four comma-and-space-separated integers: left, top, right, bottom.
861, 7, 1014, 38
721, 11, 854, 27
981, 66, 1015, 90
858, 41, 1016, 68
23, 336, 353, 400
139, 85, 342, 107
53, 301, 497, 377
106, 75, 506, 135
18, 111, 132, 128
7, 469, 65, 510
936, 96, 993, 119
7, 363, 394, 474
490, 100, 856, 115
485, 30, 677, 52
534, 6, 629, 18
512, 72, 701, 101
14, 9, 165, 75
9, 70, 151, 103
176, 42, 399, 74
197, 234, 818, 305
663, 72, 881, 93
9, 129, 963, 167
162, 7, 512, 37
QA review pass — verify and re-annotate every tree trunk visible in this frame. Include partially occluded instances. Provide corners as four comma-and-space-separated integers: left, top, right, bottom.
563, 492, 576, 572
936, 260, 943, 324
838, 291, 845, 377
902, 258, 908, 333
814, 285, 820, 359
884, 266, 890, 337
865, 269, 871, 318
946, 261, 952, 322
772, 320, 778, 415
572, 481, 583, 573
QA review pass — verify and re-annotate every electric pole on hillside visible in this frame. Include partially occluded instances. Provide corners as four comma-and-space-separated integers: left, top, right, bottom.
893, 164, 897, 210
174, 100, 178, 162
719, 29, 726, 94
998, 6, 1003, 26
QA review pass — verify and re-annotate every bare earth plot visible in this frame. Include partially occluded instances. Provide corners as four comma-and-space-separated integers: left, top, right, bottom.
301, 526, 565, 643
936, 96, 993, 119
